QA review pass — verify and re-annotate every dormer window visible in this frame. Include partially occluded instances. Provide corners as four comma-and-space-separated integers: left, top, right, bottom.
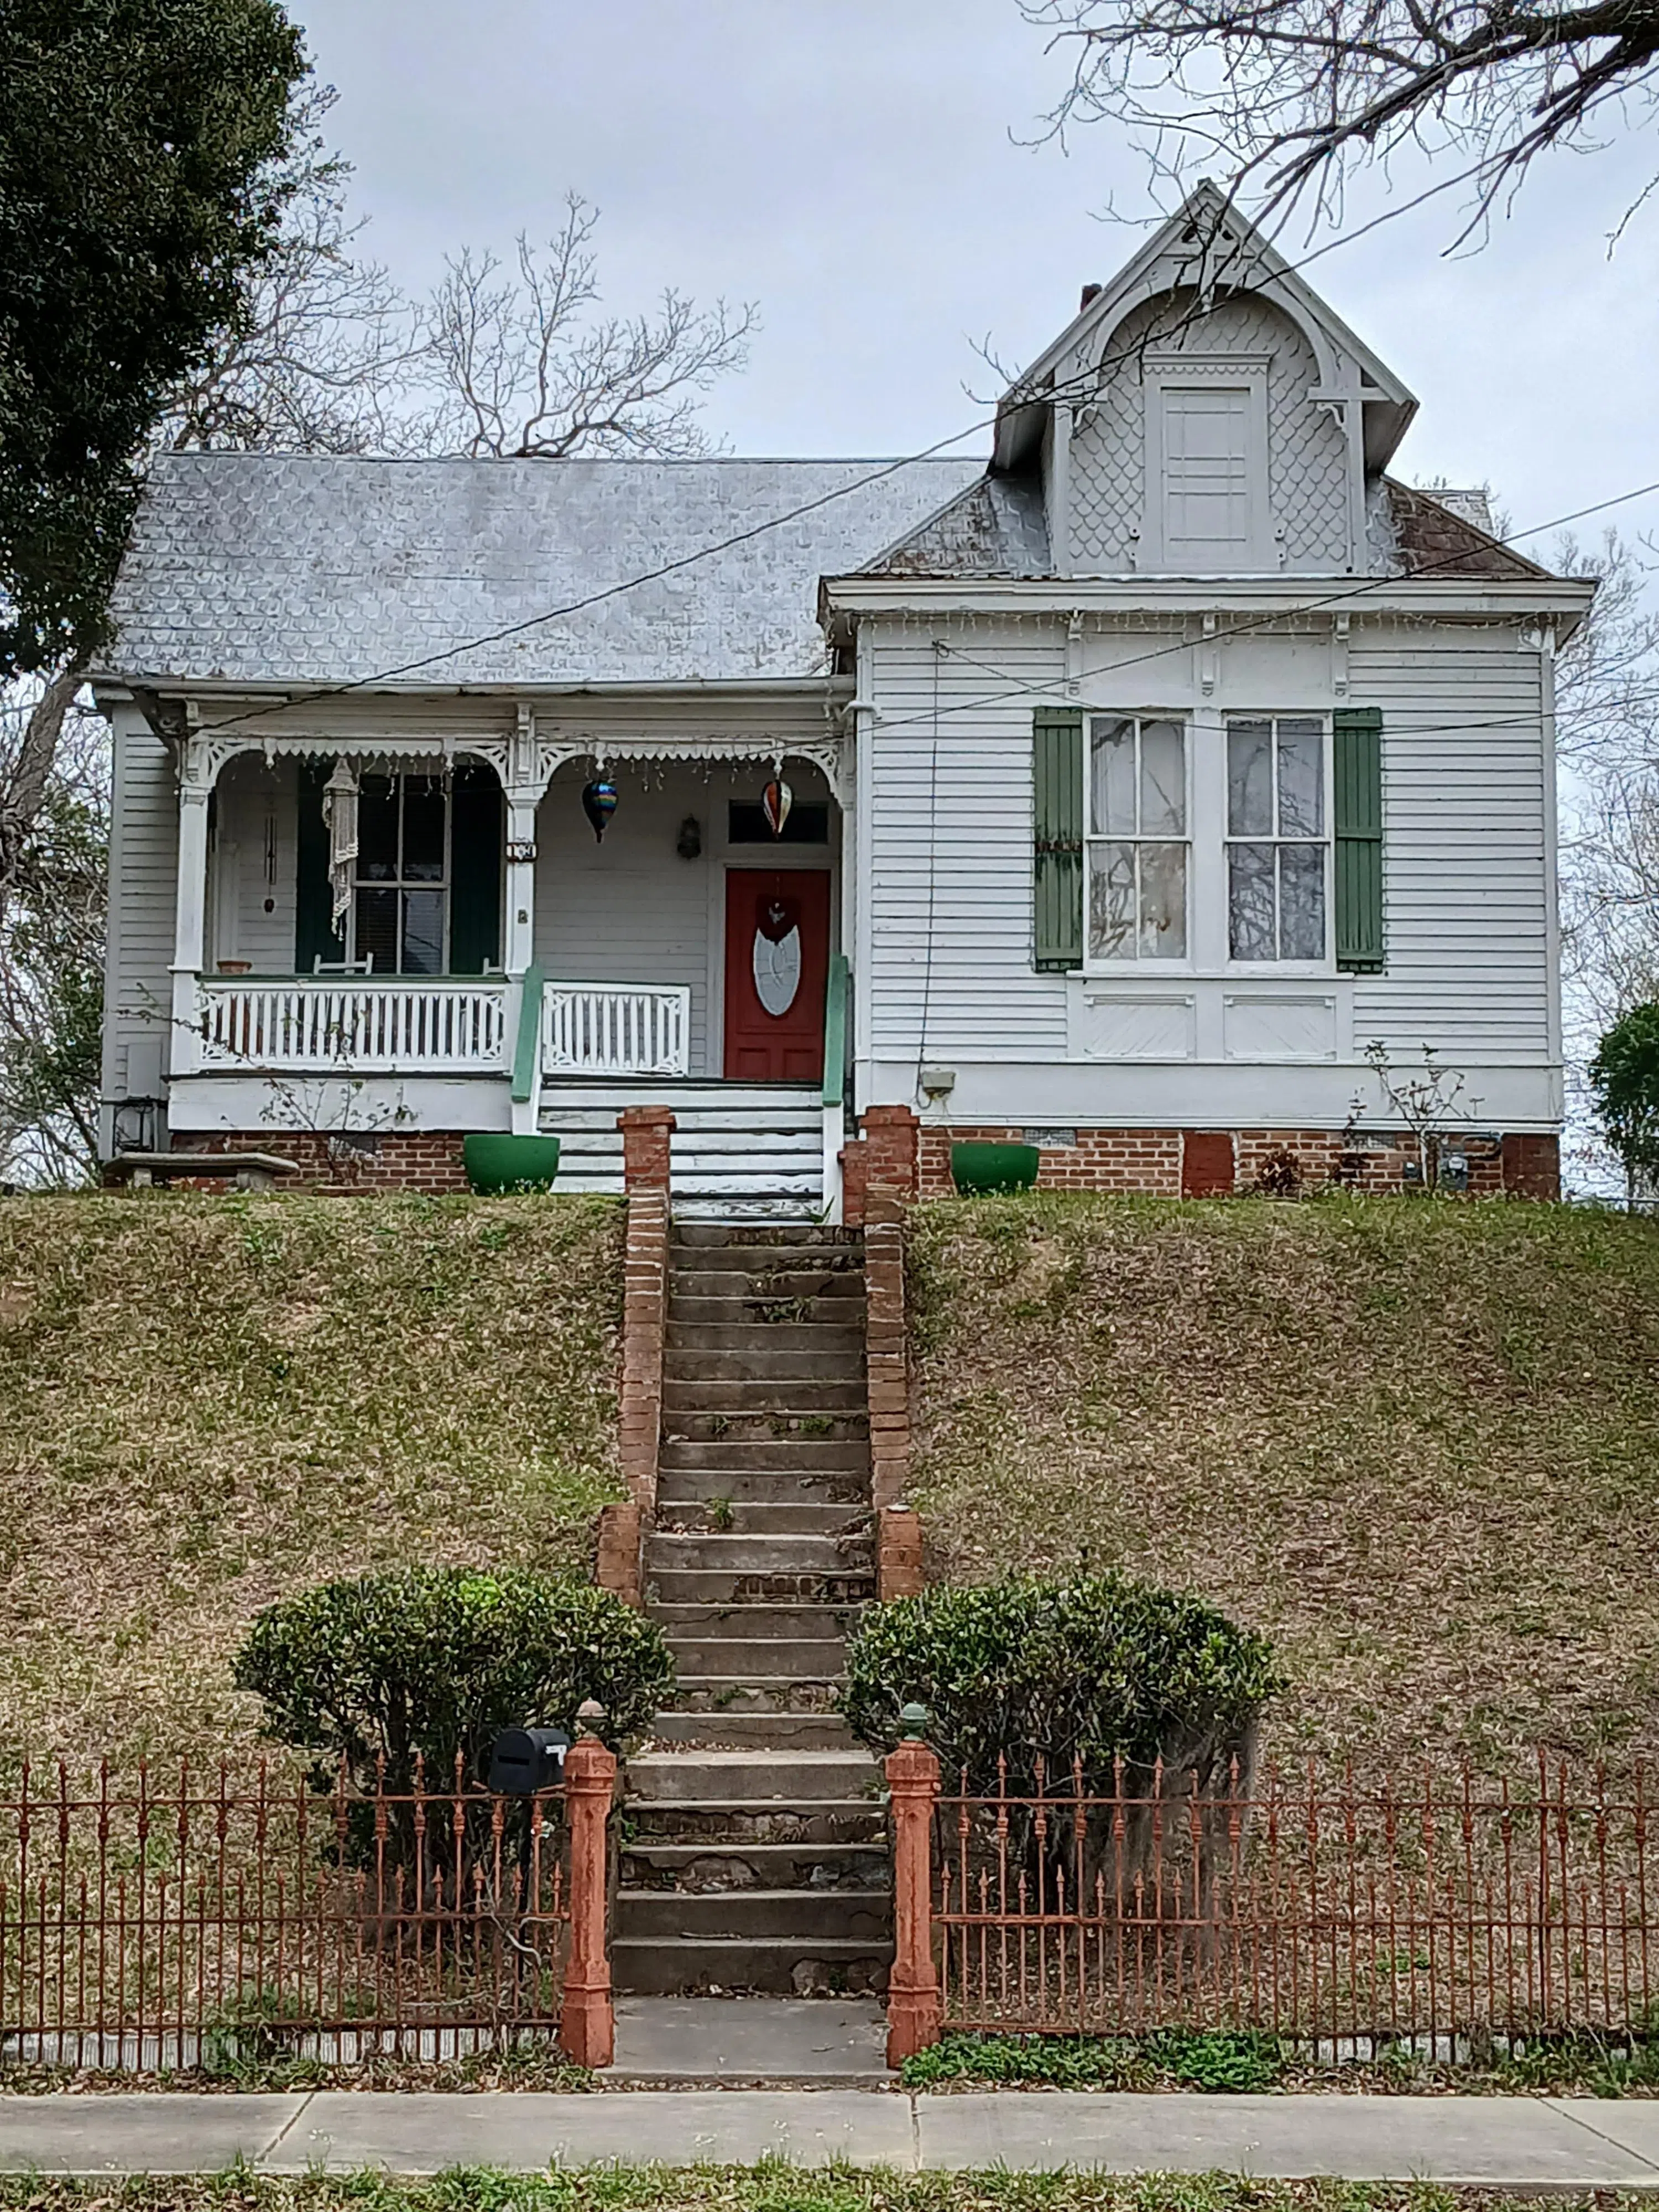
1141, 352, 1270, 571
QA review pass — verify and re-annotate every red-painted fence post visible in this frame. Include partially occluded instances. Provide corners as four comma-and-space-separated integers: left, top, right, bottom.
558, 1715, 617, 2068
885, 1706, 942, 2065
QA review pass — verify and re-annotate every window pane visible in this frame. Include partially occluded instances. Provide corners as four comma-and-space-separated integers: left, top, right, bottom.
1227, 721, 1274, 835
402, 889, 446, 975
1139, 842, 1187, 959
1139, 720, 1185, 836
403, 776, 447, 880
1228, 843, 1276, 959
1276, 719, 1324, 837
1087, 842, 1137, 958
356, 775, 398, 880
355, 887, 398, 971
1280, 843, 1326, 960
1089, 718, 1137, 836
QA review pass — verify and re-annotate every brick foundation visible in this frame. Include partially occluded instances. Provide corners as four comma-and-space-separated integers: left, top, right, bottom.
908, 1124, 1559, 1201
159, 1129, 469, 1192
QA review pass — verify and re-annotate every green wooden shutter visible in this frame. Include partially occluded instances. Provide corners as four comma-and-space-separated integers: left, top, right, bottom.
1033, 707, 1084, 972
449, 763, 503, 974
294, 760, 346, 973
1334, 707, 1384, 974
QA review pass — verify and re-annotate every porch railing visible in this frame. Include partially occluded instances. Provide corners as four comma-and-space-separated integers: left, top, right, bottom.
195, 979, 508, 1074
541, 983, 691, 1078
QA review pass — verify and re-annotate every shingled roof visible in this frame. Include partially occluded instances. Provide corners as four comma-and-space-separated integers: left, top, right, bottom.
1384, 480, 1550, 581
855, 470, 1051, 578
103, 452, 984, 688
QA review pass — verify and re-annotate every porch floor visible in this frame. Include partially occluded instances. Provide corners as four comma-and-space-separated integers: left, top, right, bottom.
538, 1082, 824, 1219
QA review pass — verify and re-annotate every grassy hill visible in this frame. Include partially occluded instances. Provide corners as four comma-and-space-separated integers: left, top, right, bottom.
0, 1193, 623, 1781
907, 1194, 1659, 1775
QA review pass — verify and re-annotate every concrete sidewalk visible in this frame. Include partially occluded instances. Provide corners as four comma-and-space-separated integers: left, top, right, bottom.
8, 2089, 1659, 2180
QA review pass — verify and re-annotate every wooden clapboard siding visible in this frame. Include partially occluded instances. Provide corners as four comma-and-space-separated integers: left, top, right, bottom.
105, 707, 180, 1102
1348, 624, 1550, 1063
863, 623, 1070, 1064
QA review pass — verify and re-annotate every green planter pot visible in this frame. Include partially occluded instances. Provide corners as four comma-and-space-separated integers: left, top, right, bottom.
950, 1141, 1041, 1196
463, 1134, 562, 1194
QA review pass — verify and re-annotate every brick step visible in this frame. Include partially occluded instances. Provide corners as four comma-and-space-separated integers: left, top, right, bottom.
611, 1935, 891, 1997
671, 1269, 865, 1301
665, 1638, 849, 1678
663, 1350, 865, 1385
657, 1439, 871, 1473
622, 1799, 884, 1845
654, 1600, 864, 1641
656, 1470, 868, 1507
646, 1709, 857, 1748
620, 1840, 886, 1892
655, 1502, 871, 1537
614, 1888, 891, 1943
670, 1294, 865, 1326
627, 1749, 878, 1804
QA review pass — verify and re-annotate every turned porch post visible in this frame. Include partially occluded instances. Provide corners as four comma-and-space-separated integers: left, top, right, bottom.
505, 708, 551, 1133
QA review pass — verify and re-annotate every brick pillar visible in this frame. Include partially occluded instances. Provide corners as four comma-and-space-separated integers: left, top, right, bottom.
865, 1187, 910, 1511
557, 1723, 617, 2068
839, 1138, 870, 1229
862, 1104, 919, 1201
884, 1728, 942, 2064
877, 1504, 925, 1600
618, 1105, 675, 1191
607, 1186, 670, 1604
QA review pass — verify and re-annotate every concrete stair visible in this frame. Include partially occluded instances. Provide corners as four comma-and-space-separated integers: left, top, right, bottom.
539, 1082, 823, 1218
615, 1222, 891, 1997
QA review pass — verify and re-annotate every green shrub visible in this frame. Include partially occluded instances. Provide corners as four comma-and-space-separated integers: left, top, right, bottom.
232, 1567, 673, 1793
841, 1573, 1281, 1794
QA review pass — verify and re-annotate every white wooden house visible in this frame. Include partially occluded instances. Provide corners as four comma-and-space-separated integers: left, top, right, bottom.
95, 188, 1592, 1212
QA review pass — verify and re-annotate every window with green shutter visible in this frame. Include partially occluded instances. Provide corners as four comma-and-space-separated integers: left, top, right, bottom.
1333, 706, 1384, 973
1032, 706, 1084, 972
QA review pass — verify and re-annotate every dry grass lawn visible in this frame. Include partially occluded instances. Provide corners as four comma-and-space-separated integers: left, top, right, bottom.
0, 1192, 623, 1782
907, 1194, 1659, 1776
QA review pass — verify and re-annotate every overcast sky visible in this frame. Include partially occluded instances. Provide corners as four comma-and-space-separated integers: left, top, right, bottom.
294, 0, 1659, 557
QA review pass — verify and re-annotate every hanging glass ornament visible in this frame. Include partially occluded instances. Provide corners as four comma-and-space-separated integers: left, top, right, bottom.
581, 778, 618, 842
761, 776, 793, 839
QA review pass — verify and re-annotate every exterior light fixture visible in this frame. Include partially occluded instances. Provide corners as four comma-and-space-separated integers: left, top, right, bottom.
676, 816, 702, 860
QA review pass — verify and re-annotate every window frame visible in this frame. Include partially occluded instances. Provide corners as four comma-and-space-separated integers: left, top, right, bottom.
347, 770, 453, 976
1222, 711, 1334, 973
1081, 710, 1194, 972
1140, 351, 1272, 572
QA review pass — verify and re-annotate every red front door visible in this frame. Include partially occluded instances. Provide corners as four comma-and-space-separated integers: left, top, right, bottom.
723, 869, 831, 1082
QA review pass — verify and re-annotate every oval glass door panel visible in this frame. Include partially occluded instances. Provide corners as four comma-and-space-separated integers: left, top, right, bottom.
753, 924, 802, 1016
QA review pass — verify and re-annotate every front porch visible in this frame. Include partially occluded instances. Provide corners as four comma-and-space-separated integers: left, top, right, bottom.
144, 720, 852, 1213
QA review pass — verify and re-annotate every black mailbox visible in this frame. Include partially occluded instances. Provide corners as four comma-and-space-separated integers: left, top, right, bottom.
488, 1726, 571, 1795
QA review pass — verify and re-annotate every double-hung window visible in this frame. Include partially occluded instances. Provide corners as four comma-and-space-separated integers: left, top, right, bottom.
1225, 716, 1328, 962
1086, 715, 1188, 961
353, 773, 449, 974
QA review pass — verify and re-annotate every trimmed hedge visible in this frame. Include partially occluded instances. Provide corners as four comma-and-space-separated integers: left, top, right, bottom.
841, 1573, 1281, 1794
232, 1566, 673, 1793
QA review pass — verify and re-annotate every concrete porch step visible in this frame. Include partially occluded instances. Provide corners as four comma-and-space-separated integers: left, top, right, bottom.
627, 1749, 878, 1806
655, 1502, 871, 1536
665, 1637, 849, 1678
670, 1295, 864, 1326
662, 1352, 865, 1386
660, 1378, 868, 1413
610, 1934, 891, 1996
646, 1709, 857, 1748
672, 1269, 864, 1301
667, 1326, 864, 1359
621, 1801, 883, 1848
657, 1438, 872, 1472
656, 1470, 868, 1507
650, 1569, 875, 1608
646, 1533, 872, 1574
655, 1600, 863, 1645
674, 1225, 860, 1252
615, 1888, 891, 1943
619, 1841, 886, 1891
664, 1676, 844, 1714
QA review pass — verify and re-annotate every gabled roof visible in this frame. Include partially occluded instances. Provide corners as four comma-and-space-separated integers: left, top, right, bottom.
994, 182, 1417, 476
855, 470, 1051, 579
1384, 480, 1551, 581
102, 452, 984, 690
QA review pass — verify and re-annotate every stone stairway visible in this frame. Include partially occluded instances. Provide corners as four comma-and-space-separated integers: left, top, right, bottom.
613, 1223, 894, 1997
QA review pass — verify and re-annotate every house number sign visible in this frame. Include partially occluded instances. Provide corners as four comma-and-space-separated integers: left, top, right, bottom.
505, 839, 537, 864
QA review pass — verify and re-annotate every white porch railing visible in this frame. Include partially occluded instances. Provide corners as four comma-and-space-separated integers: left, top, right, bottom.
541, 982, 691, 1078
194, 978, 508, 1073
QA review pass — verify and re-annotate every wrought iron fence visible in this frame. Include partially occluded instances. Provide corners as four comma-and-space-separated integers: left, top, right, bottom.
928, 1752, 1659, 2051
0, 1759, 576, 2069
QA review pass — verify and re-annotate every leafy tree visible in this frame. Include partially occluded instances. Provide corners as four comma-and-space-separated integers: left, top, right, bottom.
0, 0, 307, 677
1590, 1003, 1659, 1206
